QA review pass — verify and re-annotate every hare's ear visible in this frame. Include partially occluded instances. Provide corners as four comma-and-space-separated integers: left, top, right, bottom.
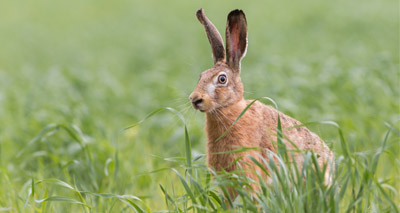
196, 9, 225, 64
225, 9, 247, 72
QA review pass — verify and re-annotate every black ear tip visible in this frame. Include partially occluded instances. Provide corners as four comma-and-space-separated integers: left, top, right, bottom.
228, 9, 245, 17
196, 8, 204, 17
196, 8, 206, 22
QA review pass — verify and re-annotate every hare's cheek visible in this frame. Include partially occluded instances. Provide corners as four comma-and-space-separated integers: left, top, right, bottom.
213, 87, 227, 104
206, 83, 216, 99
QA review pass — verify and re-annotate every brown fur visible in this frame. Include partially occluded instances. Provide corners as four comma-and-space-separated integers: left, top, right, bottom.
190, 9, 333, 188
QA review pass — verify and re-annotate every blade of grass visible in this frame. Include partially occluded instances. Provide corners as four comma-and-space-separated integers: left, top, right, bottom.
124, 107, 192, 175
172, 168, 197, 206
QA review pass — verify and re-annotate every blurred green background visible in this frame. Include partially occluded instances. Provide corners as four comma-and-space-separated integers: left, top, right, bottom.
0, 0, 398, 211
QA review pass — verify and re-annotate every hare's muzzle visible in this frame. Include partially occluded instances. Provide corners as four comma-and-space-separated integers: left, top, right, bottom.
189, 93, 204, 110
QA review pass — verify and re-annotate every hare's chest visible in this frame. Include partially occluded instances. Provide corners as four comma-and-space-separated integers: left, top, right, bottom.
206, 132, 260, 172
206, 138, 239, 172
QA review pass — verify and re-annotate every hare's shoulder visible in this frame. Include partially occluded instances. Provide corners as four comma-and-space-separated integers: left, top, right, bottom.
245, 99, 306, 128
245, 99, 316, 140
248, 100, 330, 155
244, 99, 281, 125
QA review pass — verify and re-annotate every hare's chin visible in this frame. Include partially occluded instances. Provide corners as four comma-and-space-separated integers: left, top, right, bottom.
192, 104, 209, 113
199, 107, 215, 113
194, 106, 207, 113
192, 104, 203, 112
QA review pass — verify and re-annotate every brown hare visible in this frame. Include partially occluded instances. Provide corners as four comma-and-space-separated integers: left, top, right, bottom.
189, 9, 333, 188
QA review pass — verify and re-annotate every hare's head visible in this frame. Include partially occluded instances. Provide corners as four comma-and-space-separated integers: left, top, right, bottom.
189, 9, 248, 113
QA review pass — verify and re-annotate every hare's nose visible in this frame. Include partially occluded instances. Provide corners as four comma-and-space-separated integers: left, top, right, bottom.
189, 93, 203, 108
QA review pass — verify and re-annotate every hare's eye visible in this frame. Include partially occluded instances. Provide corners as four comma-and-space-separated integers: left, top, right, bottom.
218, 74, 227, 84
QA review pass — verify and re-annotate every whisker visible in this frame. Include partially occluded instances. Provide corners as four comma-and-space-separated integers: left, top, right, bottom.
214, 109, 228, 133
166, 97, 189, 106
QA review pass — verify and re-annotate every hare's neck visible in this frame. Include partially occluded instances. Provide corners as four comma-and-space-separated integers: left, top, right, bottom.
205, 100, 247, 141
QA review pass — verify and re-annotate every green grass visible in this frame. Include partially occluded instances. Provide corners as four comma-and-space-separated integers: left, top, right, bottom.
0, 0, 398, 211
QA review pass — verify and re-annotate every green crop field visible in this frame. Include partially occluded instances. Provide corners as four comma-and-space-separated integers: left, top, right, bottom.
0, 0, 398, 212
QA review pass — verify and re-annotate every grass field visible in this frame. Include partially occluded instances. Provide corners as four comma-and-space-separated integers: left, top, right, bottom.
0, 0, 399, 212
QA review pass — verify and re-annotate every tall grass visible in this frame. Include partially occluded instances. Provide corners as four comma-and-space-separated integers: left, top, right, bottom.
151, 104, 399, 212
6, 103, 398, 212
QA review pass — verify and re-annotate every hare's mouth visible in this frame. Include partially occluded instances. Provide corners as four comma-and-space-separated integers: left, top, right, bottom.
192, 102, 210, 113
193, 99, 203, 107
192, 102, 206, 112
190, 95, 215, 113
192, 99, 205, 111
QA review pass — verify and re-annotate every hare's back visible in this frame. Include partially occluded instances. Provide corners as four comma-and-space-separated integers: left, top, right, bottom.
248, 100, 332, 161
